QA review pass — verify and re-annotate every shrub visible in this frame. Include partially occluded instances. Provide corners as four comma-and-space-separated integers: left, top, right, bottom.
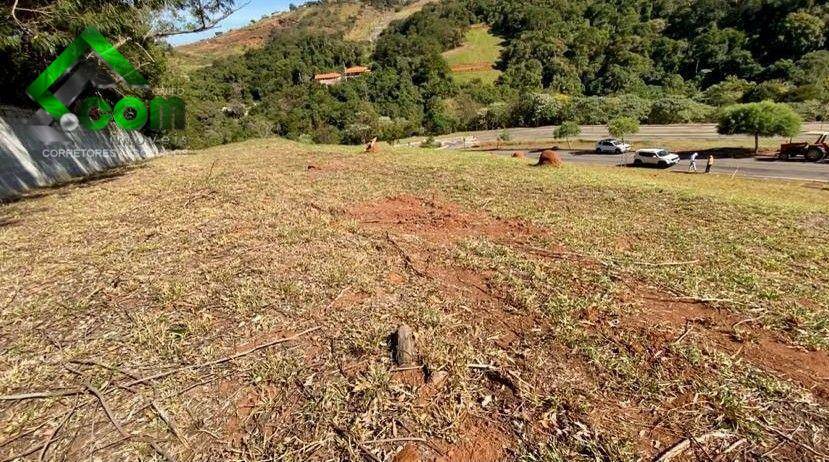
527, 93, 563, 126
648, 96, 713, 124
788, 100, 828, 122
701, 77, 754, 106
420, 136, 441, 148
565, 96, 607, 125
605, 94, 653, 122
743, 80, 794, 102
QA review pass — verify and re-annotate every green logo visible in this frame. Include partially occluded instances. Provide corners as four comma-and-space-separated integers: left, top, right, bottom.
27, 27, 184, 132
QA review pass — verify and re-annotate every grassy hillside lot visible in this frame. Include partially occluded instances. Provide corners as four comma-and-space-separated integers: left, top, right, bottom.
442, 25, 503, 84
1, 140, 827, 460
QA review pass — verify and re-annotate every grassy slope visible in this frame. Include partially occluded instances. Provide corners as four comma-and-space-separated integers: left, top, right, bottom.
1, 139, 828, 460
442, 25, 504, 84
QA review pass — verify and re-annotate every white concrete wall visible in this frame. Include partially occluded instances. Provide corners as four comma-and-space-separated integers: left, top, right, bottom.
0, 105, 162, 199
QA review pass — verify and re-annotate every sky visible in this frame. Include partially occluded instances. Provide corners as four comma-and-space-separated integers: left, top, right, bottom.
166, 0, 308, 46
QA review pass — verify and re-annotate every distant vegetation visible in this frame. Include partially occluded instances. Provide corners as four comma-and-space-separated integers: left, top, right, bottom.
2, 0, 826, 149
173, 0, 828, 149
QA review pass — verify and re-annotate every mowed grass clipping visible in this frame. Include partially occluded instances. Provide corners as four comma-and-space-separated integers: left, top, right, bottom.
1, 139, 828, 461
442, 25, 503, 84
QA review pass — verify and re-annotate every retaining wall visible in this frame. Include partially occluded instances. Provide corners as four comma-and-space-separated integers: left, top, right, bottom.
0, 105, 162, 199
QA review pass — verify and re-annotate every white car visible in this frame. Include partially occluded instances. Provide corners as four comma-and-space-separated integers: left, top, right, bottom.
633, 148, 680, 167
595, 138, 631, 154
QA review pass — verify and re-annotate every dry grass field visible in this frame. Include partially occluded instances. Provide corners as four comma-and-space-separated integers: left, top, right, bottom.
1, 139, 827, 461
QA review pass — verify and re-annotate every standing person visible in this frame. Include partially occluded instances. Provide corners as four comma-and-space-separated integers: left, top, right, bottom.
689, 152, 698, 172
705, 154, 714, 173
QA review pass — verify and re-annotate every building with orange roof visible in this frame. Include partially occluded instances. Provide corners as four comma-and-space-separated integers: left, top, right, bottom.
314, 66, 370, 85
344, 66, 370, 77
314, 72, 342, 86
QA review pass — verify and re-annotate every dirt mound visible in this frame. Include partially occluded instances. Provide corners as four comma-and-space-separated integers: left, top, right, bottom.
536, 150, 563, 167
511, 151, 525, 158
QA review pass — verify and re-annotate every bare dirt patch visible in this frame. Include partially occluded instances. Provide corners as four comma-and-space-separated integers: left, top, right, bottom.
348, 194, 531, 244
449, 62, 495, 73
631, 290, 829, 400
432, 421, 509, 462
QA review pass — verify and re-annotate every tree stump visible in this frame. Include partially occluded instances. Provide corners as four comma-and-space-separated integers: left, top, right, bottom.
394, 324, 416, 366
365, 137, 380, 153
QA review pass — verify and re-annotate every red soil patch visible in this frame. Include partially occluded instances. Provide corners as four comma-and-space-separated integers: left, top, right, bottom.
216, 380, 283, 445
346, 193, 827, 456
632, 290, 829, 400
449, 62, 494, 73
432, 421, 508, 462
348, 194, 531, 244
390, 421, 507, 462
393, 444, 423, 462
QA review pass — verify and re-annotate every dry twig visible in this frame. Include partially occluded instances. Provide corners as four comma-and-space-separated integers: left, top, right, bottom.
653, 430, 731, 462
125, 326, 321, 387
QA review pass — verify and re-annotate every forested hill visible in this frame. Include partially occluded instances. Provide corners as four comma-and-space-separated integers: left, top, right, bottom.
4, 0, 823, 149
175, 0, 437, 64
174, 0, 827, 148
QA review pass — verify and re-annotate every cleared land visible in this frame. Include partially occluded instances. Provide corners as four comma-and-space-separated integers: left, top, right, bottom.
442, 25, 503, 84
1, 139, 828, 460
345, 0, 438, 42
176, 0, 437, 65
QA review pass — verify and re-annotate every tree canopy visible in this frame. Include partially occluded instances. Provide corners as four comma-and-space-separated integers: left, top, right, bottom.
717, 101, 802, 153
0, 0, 238, 106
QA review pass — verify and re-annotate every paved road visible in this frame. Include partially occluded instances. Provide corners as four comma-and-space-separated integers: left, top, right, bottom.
406, 123, 829, 182
486, 149, 829, 182
433, 122, 828, 144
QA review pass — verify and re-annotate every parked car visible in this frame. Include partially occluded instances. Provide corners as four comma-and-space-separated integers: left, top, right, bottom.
595, 138, 631, 154
633, 148, 680, 167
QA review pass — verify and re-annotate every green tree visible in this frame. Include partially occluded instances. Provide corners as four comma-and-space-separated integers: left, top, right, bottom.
498, 59, 543, 92
607, 117, 639, 142
554, 121, 580, 149
701, 76, 754, 106
717, 101, 802, 154
781, 12, 826, 56
0, 0, 238, 106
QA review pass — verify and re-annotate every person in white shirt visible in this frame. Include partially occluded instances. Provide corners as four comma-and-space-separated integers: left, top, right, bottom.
689, 152, 698, 172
